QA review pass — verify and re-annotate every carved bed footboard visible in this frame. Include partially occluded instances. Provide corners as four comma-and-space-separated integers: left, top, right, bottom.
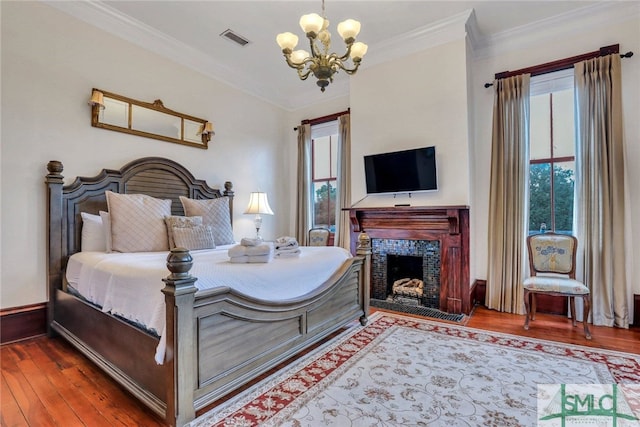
46, 157, 371, 426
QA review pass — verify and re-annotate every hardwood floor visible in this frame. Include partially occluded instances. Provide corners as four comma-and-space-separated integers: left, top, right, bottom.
2, 306, 638, 426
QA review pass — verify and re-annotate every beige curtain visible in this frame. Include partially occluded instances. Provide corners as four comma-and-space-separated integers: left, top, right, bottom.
486, 74, 531, 314
574, 54, 629, 328
335, 114, 351, 249
295, 123, 312, 245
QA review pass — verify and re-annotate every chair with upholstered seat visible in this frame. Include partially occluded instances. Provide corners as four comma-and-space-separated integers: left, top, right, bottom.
523, 232, 591, 339
308, 227, 330, 246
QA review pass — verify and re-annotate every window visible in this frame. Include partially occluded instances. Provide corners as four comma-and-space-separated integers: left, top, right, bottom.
529, 70, 575, 234
311, 120, 339, 232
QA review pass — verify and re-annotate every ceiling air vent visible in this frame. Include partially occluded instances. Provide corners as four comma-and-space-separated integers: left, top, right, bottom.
220, 29, 250, 47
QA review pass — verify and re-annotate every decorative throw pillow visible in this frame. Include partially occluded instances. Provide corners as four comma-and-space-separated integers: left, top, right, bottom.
80, 212, 106, 252
179, 196, 234, 245
105, 191, 172, 252
172, 225, 216, 251
99, 211, 112, 253
165, 215, 203, 249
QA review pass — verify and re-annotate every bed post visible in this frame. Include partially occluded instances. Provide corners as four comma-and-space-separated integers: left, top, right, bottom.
356, 231, 371, 325
45, 161, 64, 337
224, 181, 234, 225
162, 248, 197, 427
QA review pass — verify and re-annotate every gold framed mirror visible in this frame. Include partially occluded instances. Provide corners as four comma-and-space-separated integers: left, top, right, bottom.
89, 88, 213, 149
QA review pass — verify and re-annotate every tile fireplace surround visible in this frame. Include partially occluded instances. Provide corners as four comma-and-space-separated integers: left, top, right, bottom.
348, 206, 470, 314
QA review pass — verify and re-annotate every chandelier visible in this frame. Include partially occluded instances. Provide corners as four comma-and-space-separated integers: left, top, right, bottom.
276, 0, 368, 92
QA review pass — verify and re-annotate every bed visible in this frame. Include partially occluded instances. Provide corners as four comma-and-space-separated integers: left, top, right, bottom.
45, 157, 371, 426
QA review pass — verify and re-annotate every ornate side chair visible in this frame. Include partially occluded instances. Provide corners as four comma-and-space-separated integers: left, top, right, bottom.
308, 227, 330, 246
523, 232, 591, 339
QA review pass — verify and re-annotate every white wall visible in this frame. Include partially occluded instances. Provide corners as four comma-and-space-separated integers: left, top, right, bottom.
350, 39, 470, 210
470, 9, 640, 310
0, 2, 288, 308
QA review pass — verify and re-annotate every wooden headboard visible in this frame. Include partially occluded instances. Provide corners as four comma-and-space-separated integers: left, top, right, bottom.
45, 157, 234, 294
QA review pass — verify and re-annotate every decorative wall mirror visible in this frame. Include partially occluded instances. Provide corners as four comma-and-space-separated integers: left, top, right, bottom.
89, 88, 213, 149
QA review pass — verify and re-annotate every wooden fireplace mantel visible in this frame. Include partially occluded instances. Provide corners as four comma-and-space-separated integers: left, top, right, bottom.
348, 206, 470, 314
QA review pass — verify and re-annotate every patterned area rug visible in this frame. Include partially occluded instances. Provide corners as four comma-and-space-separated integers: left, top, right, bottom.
190, 312, 640, 427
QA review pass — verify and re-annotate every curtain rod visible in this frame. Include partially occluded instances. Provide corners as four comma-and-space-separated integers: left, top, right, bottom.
293, 108, 350, 131
483, 44, 633, 88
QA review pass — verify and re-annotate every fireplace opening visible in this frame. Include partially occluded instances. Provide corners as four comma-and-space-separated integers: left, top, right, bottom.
371, 238, 441, 309
387, 255, 423, 305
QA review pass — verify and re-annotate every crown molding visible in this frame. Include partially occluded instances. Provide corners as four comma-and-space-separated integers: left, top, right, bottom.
363, 9, 473, 69
472, 1, 640, 60
41, 1, 638, 111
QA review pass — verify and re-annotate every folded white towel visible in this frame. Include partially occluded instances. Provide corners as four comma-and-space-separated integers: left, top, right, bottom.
228, 243, 273, 258
276, 246, 299, 252
275, 236, 299, 250
246, 243, 273, 256
275, 248, 301, 258
229, 253, 273, 263
241, 237, 263, 246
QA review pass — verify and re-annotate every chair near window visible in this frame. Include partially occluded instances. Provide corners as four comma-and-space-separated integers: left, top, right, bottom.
308, 227, 330, 246
523, 232, 592, 339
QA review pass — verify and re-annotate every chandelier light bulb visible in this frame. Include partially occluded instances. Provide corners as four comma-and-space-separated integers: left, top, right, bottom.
276, 32, 299, 51
299, 13, 324, 35
290, 49, 310, 64
350, 42, 368, 60
337, 19, 361, 41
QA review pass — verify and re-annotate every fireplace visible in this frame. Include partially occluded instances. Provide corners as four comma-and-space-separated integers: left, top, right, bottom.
372, 241, 441, 308
349, 206, 470, 314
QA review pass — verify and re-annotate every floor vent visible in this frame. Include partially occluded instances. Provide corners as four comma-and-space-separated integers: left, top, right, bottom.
220, 29, 250, 47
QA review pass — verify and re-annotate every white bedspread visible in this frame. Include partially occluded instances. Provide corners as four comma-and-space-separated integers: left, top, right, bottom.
65, 245, 352, 364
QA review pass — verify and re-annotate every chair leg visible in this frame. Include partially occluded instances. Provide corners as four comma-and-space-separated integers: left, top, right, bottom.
531, 293, 537, 321
569, 297, 577, 327
582, 294, 592, 340
523, 290, 531, 330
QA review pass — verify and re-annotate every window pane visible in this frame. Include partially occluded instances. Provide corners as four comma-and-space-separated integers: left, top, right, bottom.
312, 180, 336, 230
530, 95, 551, 160
553, 161, 575, 234
529, 163, 552, 233
552, 89, 575, 158
313, 136, 332, 180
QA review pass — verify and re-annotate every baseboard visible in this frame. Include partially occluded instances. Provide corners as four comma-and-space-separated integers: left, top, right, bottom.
0, 303, 47, 344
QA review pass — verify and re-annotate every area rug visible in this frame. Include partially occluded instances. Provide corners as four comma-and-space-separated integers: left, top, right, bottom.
190, 312, 640, 427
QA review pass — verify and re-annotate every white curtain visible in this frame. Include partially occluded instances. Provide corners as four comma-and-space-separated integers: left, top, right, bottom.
486, 74, 531, 314
574, 54, 629, 327
335, 114, 351, 249
295, 124, 312, 245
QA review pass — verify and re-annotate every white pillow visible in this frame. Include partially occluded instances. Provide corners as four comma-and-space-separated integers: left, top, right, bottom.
99, 211, 112, 253
106, 191, 172, 252
179, 196, 234, 246
80, 212, 106, 252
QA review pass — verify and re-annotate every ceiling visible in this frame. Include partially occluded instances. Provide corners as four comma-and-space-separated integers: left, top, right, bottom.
46, 0, 604, 110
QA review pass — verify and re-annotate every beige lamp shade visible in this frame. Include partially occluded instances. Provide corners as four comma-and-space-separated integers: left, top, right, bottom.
88, 90, 105, 110
197, 122, 215, 136
244, 192, 274, 215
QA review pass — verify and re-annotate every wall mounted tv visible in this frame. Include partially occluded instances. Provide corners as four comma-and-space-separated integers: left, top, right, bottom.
364, 146, 437, 194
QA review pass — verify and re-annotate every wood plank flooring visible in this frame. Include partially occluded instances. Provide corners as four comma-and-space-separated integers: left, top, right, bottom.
2, 306, 638, 426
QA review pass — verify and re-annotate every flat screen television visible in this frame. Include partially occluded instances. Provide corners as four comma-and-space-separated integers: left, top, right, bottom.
364, 146, 437, 194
